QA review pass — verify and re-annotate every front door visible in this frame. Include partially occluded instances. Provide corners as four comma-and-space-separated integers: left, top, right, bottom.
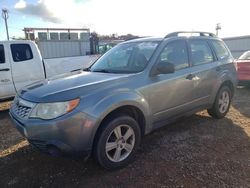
0, 43, 15, 100
145, 39, 195, 124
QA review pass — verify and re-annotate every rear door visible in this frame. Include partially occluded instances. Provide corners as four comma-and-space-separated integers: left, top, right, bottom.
9, 43, 45, 91
187, 39, 218, 107
0, 43, 15, 100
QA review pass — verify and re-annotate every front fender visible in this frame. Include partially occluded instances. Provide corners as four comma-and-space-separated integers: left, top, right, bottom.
89, 91, 151, 146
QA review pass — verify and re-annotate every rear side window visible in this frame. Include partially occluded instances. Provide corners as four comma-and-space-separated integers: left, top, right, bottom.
189, 40, 214, 66
159, 40, 189, 70
0, 45, 5, 64
11, 44, 33, 62
211, 40, 230, 60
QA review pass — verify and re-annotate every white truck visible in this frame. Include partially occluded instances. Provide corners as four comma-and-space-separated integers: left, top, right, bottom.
0, 40, 99, 101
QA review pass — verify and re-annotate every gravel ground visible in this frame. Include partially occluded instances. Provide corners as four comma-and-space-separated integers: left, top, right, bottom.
0, 87, 250, 188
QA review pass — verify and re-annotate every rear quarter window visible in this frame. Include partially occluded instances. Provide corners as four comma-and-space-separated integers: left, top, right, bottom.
11, 44, 33, 62
189, 40, 214, 66
211, 40, 230, 60
0, 45, 5, 64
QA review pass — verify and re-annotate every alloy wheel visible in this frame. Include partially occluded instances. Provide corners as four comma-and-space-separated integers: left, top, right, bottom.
105, 124, 135, 162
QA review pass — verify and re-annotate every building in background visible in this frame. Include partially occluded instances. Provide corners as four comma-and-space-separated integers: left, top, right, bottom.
23, 27, 91, 59
50, 32, 59, 40
38, 32, 48, 41
223, 35, 250, 58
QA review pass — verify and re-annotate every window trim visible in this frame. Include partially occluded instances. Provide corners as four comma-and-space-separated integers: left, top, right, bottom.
155, 39, 191, 71
0, 44, 5, 64
10, 43, 34, 62
187, 39, 216, 67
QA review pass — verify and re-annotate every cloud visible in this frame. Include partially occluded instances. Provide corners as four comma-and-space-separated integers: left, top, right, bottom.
14, 0, 26, 9
14, 0, 62, 23
12, 0, 250, 37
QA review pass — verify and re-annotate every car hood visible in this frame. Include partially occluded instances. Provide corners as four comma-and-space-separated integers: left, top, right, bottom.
18, 71, 132, 103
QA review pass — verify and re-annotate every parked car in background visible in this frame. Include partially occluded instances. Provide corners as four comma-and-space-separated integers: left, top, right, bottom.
10, 31, 237, 170
0, 40, 99, 101
97, 40, 124, 54
235, 51, 250, 85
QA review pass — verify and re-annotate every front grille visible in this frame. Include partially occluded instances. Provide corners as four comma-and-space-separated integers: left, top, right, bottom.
12, 97, 34, 119
13, 103, 31, 119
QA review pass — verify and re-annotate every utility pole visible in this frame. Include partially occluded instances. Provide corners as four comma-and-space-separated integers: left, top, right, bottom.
216, 23, 221, 36
2, 9, 9, 40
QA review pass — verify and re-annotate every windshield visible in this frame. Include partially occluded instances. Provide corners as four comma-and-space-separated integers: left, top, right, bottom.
239, 51, 250, 60
90, 41, 159, 73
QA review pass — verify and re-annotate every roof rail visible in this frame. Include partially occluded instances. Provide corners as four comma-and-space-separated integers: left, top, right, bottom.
165, 31, 216, 38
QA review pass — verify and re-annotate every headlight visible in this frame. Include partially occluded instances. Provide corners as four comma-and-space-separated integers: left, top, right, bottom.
30, 99, 80, 120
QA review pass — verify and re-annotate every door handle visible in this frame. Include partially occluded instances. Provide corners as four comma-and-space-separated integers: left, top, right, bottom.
0, 68, 10, 71
186, 74, 194, 80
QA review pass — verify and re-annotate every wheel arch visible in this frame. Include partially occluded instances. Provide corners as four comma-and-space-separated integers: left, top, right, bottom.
91, 104, 147, 155
210, 71, 236, 105
89, 92, 150, 153
219, 80, 235, 97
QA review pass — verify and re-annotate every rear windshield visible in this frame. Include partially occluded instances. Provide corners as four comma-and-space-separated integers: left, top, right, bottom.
239, 51, 250, 60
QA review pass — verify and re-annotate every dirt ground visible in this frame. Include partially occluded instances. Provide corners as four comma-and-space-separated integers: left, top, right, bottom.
0, 88, 250, 188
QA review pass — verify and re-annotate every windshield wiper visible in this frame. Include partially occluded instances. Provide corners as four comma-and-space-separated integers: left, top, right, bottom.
83, 67, 91, 72
92, 69, 110, 73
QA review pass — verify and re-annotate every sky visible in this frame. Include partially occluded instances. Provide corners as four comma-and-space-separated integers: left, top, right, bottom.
0, 0, 249, 40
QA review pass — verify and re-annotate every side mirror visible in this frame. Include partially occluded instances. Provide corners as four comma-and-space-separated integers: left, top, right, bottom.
155, 61, 175, 75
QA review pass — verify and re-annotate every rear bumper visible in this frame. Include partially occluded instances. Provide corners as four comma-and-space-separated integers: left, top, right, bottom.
238, 73, 250, 81
9, 110, 96, 159
238, 80, 250, 86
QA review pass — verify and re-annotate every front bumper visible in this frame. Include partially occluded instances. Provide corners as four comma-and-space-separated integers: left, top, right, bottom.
9, 109, 97, 158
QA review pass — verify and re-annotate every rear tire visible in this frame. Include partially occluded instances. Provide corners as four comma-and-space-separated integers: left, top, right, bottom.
207, 85, 232, 119
94, 115, 141, 170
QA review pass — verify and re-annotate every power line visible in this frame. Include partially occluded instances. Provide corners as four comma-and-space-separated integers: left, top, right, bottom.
2, 8, 9, 40
8, 25, 23, 30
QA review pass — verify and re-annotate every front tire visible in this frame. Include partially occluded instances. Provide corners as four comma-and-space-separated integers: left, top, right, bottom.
94, 115, 141, 170
207, 85, 232, 119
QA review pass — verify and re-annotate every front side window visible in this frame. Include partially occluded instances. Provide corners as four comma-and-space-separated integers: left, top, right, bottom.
211, 40, 230, 60
90, 41, 159, 73
11, 44, 33, 62
190, 40, 214, 66
0, 45, 5, 64
159, 40, 189, 70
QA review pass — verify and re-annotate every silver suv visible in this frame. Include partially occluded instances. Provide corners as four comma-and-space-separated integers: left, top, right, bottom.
10, 31, 237, 169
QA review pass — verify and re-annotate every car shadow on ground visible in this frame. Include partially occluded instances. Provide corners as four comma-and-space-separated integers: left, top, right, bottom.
0, 110, 25, 152
232, 86, 250, 118
0, 110, 9, 120
0, 113, 250, 187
